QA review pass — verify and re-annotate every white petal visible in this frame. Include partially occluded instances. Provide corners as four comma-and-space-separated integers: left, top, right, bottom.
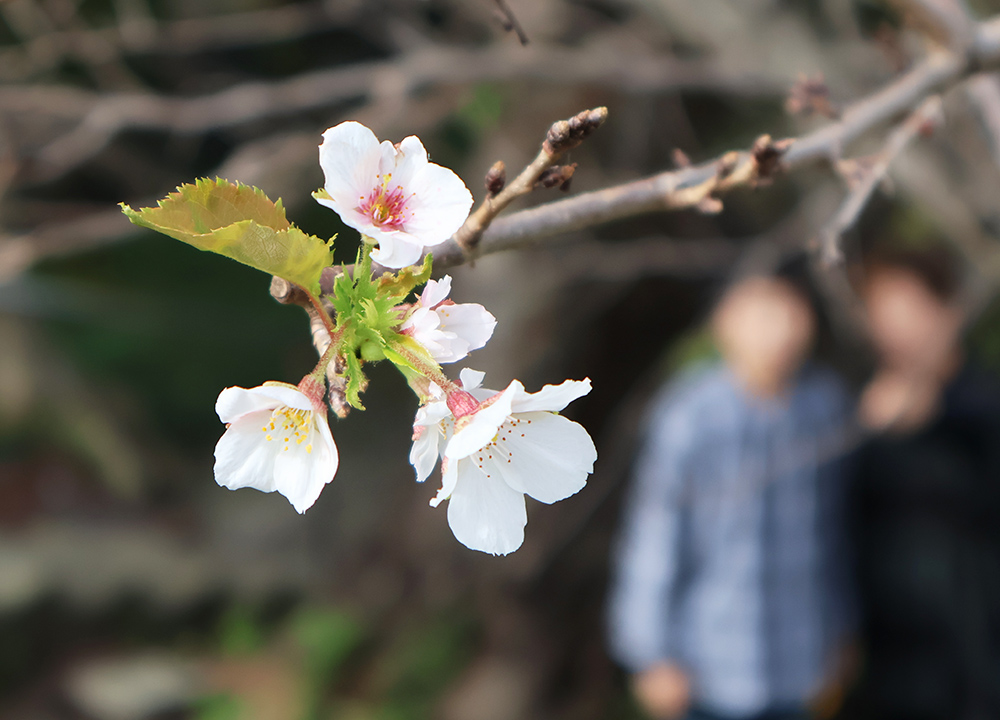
216, 387, 278, 423
376, 139, 399, 177
214, 412, 282, 493
509, 378, 592, 414
420, 276, 452, 308
318, 122, 382, 210
399, 163, 474, 246
387, 135, 429, 191
272, 418, 339, 513
216, 383, 312, 422
483, 412, 595, 504
430, 456, 459, 507
426, 333, 470, 364
445, 462, 527, 555
409, 426, 442, 483
400, 306, 440, 335
368, 233, 425, 269
459, 368, 487, 392
445, 381, 519, 460
414, 399, 451, 427
436, 303, 496, 355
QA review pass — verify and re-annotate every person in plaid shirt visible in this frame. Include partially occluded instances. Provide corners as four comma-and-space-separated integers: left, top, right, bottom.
608, 272, 853, 720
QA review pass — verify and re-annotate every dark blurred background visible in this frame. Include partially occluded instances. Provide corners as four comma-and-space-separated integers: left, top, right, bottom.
5, 0, 1000, 718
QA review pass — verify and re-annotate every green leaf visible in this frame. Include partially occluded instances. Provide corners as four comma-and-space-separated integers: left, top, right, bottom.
377, 254, 434, 303
121, 178, 333, 295
343, 351, 367, 410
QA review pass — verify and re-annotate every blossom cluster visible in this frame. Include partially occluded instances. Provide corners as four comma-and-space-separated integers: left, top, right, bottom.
131, 121, 597, 555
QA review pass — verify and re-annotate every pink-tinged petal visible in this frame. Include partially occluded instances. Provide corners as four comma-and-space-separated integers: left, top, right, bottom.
409, 424, 442, 483
214, 412, 282, 493
319, 122, 381, 208
509, 378, 592, 414
445, 381, 519, 460
458, 368, 487, 392
272, 418, 338, 513
368, 233, 425, 269
400, 163, 474, 245
420, 276, 452, 308
436, 303, 496, 355
313, 196, 375, 239
483, 412, 595, 504
446, 463, 527, 555
430, 456, 459, 507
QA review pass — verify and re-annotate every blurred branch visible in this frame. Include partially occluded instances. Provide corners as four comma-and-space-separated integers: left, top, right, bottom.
966, 73, 1000, 173
491, 0, 529, 45
889, 0, 975, 49
11, 43, 778, 181
816, 95, 943, 264
0, 1, 354, 82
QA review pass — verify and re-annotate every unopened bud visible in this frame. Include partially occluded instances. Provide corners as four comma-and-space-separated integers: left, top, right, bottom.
485, 161, 506, 196
542, 106, 608, 155
537, 163, 577, 190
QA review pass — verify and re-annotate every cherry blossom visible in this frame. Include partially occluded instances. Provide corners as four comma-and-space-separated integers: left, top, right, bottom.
316, 121, 473, 268
410, 369, 597, 555
214, 382, 338, 514
400, 276, 497, 363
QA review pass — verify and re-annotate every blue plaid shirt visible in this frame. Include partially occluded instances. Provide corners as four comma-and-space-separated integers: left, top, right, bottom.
607, 363, 853, 717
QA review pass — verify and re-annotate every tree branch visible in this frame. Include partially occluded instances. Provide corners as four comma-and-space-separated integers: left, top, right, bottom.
426, 18, 1000, 269
816, 95, 943, 264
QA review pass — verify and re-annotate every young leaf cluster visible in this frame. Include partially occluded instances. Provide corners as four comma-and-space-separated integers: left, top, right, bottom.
327, 253, 435, 409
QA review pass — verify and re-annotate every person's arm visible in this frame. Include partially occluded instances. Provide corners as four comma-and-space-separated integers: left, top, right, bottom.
607, 396, 694, 718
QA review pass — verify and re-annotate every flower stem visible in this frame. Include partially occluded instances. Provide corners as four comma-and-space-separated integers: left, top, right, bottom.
309, 325, 344, 380
357, 236, 375, 279
387, 339, 461, 395
304, 289, 337, 339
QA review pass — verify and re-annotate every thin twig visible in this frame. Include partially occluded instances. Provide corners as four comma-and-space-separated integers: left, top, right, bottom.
492, 0, 529, 45
816, 95, 943, 265
451, 107, 607, 255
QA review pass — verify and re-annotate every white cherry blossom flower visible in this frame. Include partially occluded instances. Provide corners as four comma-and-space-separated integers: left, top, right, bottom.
400, 276, 497, 363
410, 369, 597, 555
316, 121, 474, 268
214, 382, 338, 514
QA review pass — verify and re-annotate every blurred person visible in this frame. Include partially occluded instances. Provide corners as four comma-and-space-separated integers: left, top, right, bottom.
848, 248, 1000, 720
607, 270, 853, 720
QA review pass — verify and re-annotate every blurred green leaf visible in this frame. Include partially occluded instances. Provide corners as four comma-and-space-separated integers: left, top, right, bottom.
293, 608, 366, 720
218, 605, 266, 656
121, 178, 333, 295
195, 693, 244, 720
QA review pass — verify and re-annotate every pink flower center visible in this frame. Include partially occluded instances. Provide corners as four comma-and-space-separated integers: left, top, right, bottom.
358, 174, 410, 230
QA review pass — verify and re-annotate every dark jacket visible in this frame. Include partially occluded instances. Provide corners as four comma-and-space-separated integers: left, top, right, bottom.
848, 366, 1000, 720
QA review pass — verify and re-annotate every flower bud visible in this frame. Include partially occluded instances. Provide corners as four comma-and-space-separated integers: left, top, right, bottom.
446, 389, 480, 419
543, 107, 608, 156
485, 161, 506, 197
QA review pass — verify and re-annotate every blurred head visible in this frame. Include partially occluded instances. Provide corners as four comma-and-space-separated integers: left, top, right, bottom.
862, 248, 964, 378
712, 275, 816, 397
